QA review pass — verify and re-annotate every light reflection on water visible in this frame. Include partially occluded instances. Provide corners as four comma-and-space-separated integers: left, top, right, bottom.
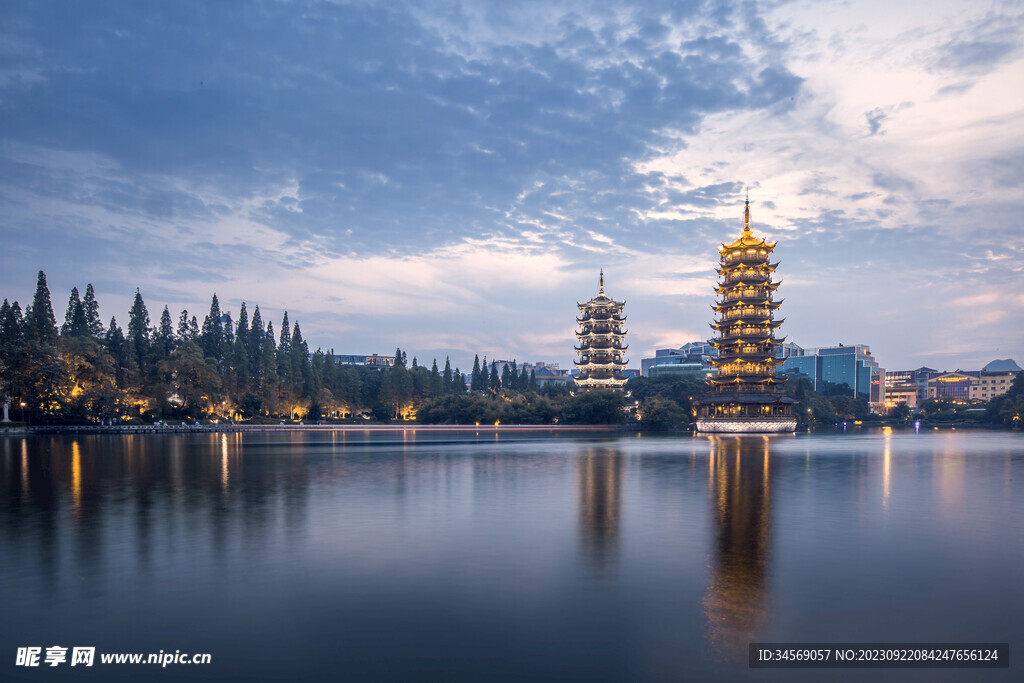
1, 429, 1022, 682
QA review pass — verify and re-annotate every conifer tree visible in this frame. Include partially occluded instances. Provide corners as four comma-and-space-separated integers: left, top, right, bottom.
393, 347, 405, 369
529, 369, 537, 390
443, 357, 453, 393
233, 302, 250, 393
249, 306, 264, 373
82, 284, 103, 337
201, 294, 223, 360
501, 363, 512, 390
177, 310, 191, 340
277, 313, 291, 384
471, 355, 482, 391
28, 271, 57, 343
188, 316, 200, 340
157, 306, 175, 357
290, 321, 309, 391
519, 366, 530, 391
489, 361, 500, 392
62, 287, 84, 336
105, 316, 129, 385
127, 288, 151, 370
429, 359, 442, 397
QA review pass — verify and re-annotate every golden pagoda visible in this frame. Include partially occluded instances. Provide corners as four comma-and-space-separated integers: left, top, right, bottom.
574, 270, 628, 391
695, 197, 797, 432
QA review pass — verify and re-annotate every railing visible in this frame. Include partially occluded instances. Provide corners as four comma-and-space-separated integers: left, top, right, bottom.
720, 272, 772, 286
721, 308, 771, 321
723, 252, 769, 266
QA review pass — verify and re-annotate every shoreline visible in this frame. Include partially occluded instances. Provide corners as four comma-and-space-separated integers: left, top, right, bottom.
8, 423, 633, 435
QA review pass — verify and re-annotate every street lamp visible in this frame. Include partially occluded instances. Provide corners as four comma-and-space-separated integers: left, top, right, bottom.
20, 401, 27, 423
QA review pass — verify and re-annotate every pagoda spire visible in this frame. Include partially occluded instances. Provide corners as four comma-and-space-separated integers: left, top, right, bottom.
599, 268, 605, 295
743, 189, 751, 236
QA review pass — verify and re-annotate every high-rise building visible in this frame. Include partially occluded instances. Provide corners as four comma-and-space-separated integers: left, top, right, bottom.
695, 198, 797, 433
781, 344, 886, 407
574, 270, 628, 391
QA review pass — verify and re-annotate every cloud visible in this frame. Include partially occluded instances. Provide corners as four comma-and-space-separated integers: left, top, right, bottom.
1, 0, 1022, 372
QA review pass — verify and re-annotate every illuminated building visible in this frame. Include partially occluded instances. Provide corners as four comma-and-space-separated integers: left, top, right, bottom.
927, 371, 980, 401
574, 270, 628, 391
695, 198, 797, 433
331, 353, 395, 368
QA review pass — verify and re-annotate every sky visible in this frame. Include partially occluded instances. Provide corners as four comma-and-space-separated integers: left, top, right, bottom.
1, 0, 1022, 374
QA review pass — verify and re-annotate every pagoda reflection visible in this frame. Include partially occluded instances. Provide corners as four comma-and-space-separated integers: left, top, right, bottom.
577, 449, 623, 569
703, 435, 774, 654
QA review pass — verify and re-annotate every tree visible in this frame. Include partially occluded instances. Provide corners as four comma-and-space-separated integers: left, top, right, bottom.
232, 302, 251, 394
82, 284, 103, 337
277, 312, 291, 384
126, 288, 151, 371
177, 309, 192, 341
470, 355, 483, 391
201, 294, 224, 360
639, 395, 688, 431
501, 363, 513, 390
62, 287, 88, 337
157, 306, 175, 357
429, 359, 443, 397
159, 341, 223, 416
27, 271, 58, 343
489, 361, 500, 392
443, 357, 453, 393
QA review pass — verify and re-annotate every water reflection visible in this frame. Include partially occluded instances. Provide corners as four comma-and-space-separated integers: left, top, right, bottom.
703, 436, 773, 655
577, 449, 623, 569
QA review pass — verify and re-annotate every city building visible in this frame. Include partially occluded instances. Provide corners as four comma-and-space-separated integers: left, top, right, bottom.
695, 198, 797, 433
332, 353, 396, 368
641, 342, 717, 378
885, 367, 939, 402
574, 270, 629, 391
884, 385, 920, 410
781, 344, 886, 407
927, 371, 980, 401
535, 366, 571, 388
971, 359, 1021, 402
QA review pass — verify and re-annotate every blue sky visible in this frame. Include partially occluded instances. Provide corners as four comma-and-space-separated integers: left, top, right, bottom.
1, 0, 1022, 373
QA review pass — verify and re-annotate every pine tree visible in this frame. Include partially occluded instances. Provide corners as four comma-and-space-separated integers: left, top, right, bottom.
62, 287, 85, 336
277, 313, 291, 384
157, 306, 174, 356
489, 361, 500, 392
519, 366, 530, 391
501, 363, 512, 390
82, 284, 103, 337
290, 321, 309, 391
201, 294, 223, 360
249, 306, 264, 388
233, 303, 251, 394
429, 359, 442, 397
442, 357, 453, 394
126, 288, 151, 370
105, 316, 129, 385
529, 369, 537, 390
393, 347, 405, 369
0, 299, 21, 349
188, 316, 200, 340
471, 355, 482, 391
177, 310, 191, 341
28, 271, 57, 343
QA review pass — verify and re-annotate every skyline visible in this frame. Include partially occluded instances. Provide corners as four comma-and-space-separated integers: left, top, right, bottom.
2, 0, 1022, 373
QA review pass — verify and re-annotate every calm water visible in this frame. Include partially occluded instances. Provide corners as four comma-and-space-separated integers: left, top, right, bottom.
1, 429, 1021, 681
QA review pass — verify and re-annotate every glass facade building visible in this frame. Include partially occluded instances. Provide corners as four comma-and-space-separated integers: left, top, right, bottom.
781, 344, 885, 404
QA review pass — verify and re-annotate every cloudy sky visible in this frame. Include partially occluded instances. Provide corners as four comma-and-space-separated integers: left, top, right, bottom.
2, 0, 1022, 373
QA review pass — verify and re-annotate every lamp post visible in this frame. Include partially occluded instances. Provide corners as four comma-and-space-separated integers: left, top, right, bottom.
20, 401, 27, 423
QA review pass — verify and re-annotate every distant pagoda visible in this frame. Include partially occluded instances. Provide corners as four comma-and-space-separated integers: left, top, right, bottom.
574, 270, 628, 391
695, 198, 797, 433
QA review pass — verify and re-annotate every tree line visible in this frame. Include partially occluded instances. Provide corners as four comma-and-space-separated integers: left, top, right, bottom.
0, 271, 587, 425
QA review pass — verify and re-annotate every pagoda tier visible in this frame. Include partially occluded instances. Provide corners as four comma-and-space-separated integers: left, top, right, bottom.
695, 197, 796, 433
574, 270, 629, 391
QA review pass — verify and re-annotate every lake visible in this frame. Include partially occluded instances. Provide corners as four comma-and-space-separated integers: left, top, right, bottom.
1, 428, 1021, 681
